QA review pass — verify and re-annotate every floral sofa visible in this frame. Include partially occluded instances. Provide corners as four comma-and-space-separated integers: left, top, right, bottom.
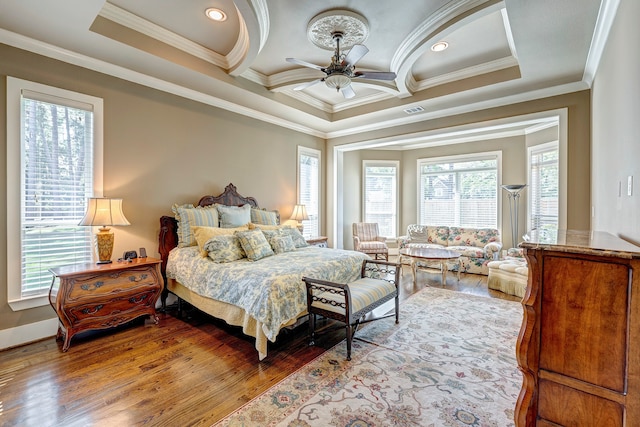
398, 225, 502, 275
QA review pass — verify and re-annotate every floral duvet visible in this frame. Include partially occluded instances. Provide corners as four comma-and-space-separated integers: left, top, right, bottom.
166, 246, 369, 342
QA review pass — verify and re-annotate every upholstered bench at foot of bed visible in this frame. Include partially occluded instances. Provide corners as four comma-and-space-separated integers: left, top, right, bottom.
303, 259, 400, 361
487, 258, 528, 298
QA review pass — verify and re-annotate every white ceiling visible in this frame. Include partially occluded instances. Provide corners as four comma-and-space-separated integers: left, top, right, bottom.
0, 0, 611, 145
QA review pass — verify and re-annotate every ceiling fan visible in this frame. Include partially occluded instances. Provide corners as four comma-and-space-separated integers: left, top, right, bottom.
286, 31, 397, 99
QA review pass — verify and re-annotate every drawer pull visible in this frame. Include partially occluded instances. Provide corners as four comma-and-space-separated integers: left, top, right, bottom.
81, 304, 104, 315
81, 281, 104, 291
128, 273, 148, 282
129, 294, 149, 304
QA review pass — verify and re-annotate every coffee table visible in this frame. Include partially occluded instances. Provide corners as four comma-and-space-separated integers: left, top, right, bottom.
399, 247, 462, 286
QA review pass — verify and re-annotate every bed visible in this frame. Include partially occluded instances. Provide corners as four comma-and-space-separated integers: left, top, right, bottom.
158, 183, 368, 360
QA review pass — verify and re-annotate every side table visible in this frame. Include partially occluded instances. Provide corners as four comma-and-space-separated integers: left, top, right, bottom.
306, 236, 328, 248
49, 257, 163, 351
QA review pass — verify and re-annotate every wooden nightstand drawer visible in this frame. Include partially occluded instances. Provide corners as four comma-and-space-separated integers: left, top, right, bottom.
67, 266, 158, 300
49, 258, 162, 351
67, 289, 159, 324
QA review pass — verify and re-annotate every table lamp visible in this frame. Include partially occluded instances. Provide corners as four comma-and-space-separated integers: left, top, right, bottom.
79, 198, 130, 264
290, 204, 309, 234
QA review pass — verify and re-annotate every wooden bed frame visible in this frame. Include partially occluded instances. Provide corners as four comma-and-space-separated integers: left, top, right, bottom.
158, 183, 262, 307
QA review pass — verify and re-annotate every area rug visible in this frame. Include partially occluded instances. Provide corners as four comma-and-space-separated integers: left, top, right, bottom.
215, 287, 523, 427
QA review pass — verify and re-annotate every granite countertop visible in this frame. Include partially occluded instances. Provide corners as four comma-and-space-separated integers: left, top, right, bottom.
519, 229, 640, 259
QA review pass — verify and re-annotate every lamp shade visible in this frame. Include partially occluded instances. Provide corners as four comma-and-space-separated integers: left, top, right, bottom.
79, 198, 130, 264
78, 198, 130, 227
290, 204, 309, 222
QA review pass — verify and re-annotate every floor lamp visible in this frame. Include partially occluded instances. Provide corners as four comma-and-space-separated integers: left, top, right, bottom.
502, 184, 527, 248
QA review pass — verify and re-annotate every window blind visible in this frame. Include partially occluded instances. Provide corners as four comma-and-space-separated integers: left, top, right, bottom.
529, 144, 559, 231
364, 162, 397, 237
298, 149, 320, 237
20, 96, 94, 297
419, 156, 498, 228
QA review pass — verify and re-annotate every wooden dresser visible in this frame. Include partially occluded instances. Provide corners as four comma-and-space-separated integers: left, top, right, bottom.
49, 257, 163, 351
517, 230, 640, 426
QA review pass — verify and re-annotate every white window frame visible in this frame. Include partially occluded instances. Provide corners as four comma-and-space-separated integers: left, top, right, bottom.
6, 77, 104, 311
362, 160, 399, 238
297, 146, 321, 238
417, 151, 502, 229
527, 141, 559, 232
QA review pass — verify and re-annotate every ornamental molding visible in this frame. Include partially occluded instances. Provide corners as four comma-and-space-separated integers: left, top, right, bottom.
307, 9, 369, 50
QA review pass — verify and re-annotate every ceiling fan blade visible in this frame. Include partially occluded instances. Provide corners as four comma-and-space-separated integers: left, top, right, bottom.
341, 44, 369, 68
353, 71, 397, 81
293, 78, 323, 91
341, 85, 356, 99
286, 57, 324, 71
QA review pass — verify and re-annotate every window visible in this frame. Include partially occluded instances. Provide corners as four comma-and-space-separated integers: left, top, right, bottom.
528, 142, 559, 231
297, 146, 320, 238
363, 161, 398, 237
7, 77, 103, 310
418, 153, 500, 228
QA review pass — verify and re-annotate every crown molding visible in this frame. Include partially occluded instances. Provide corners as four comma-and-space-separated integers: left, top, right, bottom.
583, 0, 621, 86
98, 2, 230, 69
408, 56, 518, 93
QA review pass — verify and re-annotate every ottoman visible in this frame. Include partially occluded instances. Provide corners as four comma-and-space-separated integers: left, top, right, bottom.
487, 258, 528, 298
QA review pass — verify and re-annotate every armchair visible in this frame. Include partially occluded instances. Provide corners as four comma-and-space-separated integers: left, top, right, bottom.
352, 223, 389, 261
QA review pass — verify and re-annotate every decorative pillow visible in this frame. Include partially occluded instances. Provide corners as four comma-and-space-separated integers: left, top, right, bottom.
250, 208, 279, 226
235, 229, 274, 261
280, 226, 309, 248
217, 204, 251, 228
193, 225, 249, 256
272, 235, 296, 254
202, 235, 246, 263
407, 224, 430, 244
260, 228, 283, 248
172, 204, 219, 247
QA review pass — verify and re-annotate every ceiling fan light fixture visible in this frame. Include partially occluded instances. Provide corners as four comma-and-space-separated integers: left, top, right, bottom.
205, 8, 227, 22
431, 41, 449, 52
325, 73, 352, 90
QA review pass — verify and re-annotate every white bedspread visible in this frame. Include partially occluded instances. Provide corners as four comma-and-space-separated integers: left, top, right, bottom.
166, 246, 369, 342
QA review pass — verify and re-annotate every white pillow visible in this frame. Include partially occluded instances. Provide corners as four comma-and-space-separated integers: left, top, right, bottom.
217, 204, 251, 228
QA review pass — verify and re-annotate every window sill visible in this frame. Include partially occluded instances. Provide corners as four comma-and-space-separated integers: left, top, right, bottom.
8, 295, 49, 311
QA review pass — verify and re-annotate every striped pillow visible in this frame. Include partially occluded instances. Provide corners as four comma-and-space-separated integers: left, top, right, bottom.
250, 208, 279, 226
172, 204, 219, 247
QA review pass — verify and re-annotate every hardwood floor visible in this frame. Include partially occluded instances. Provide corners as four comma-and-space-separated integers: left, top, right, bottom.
0, 265, 520, 426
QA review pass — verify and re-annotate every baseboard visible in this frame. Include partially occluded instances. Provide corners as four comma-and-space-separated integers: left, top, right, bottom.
0, 318, 58, 350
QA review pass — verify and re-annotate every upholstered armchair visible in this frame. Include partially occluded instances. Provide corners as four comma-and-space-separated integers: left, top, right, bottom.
352, 223, 389, 261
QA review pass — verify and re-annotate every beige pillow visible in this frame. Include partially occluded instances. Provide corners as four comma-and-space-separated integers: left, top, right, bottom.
248, 223, 283, 231
193, 225, 249, 257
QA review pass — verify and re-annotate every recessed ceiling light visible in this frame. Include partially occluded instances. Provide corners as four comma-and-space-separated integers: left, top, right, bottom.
205, 8, 227, 22
431, 41, 449, 52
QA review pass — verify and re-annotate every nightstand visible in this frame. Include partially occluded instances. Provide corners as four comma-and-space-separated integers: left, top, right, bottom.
49, 257, 163, 351
306, 236, 328, 248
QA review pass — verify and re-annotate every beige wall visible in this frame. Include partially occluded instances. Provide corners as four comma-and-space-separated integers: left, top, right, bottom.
592, 0, 640, 246
328, 91, 591, 249
0, 44, 323, 332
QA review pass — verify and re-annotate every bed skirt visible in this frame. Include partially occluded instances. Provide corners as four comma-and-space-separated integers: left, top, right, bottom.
167, 279, 306, 360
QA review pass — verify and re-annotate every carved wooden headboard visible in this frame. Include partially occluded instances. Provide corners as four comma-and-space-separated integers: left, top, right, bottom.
158, 183, 261, 297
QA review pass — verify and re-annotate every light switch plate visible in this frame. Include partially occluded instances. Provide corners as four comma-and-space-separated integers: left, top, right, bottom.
628, 176, 633, 196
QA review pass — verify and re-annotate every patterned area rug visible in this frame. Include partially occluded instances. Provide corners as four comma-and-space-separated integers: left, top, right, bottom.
215, 287, 522, 427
